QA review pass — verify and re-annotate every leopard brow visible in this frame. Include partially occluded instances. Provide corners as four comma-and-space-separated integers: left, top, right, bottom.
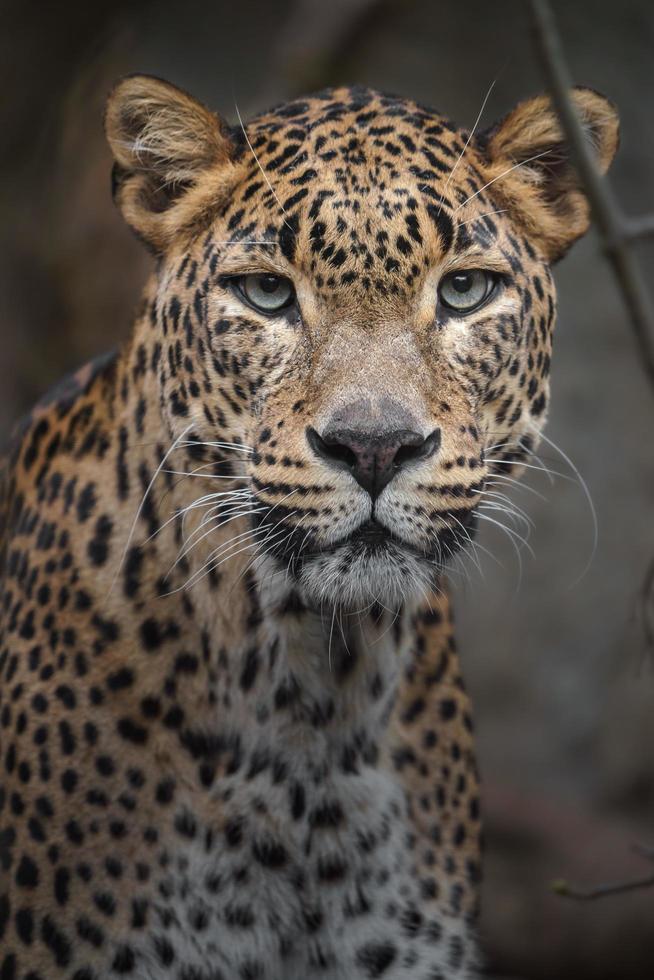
443, 249, 512, 273
215, 251, 291, 279
214, 240, 280, 246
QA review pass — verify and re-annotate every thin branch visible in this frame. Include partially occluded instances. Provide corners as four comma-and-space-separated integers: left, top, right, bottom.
551, 873, 654, 901
624, 214, 654, 242
552, 841, 654, 901
640, 555, 654, 651
529, 0, 654, 392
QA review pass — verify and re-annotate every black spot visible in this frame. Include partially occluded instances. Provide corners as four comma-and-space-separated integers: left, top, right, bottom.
106, 667, 134, 691
117, 718, 148, 745
174, 810, 197, 839
225, 818, 244, 847
439, 698, 457, 720
65, 820, 84, 845
93, 891, 116, 916
239, 648, 260, 691
356, 941, 397, 977
55, 684, 76, 709
279, 213, 300, 263
140, 618, 163, 651
309, 800, 344, 829
426, 204, 454, 253
15, 854, 39, 888
76, 482, 97, 522
402, 697, 426, 724
531, 391, 547, 416
317, 854, 347, 882
76, 915, 104, 947
15, 906, 34, 944
153, 936, 175, 966
0, 954, 16, 980
112, 946, 136, 973
95, 755, 115, 777
41, 914, 72, 967
123, 546, 143, 598
0, 894, 9, 941
60, 769, 77, 794
54, 867, 70, 905
289, 782, 306, 820
156, 779, 175, 805
87, 514, 113, 566
224, 903, 255, 928
252, 836, 288, 869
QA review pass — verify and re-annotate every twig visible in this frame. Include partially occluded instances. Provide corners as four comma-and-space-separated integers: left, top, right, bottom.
551, 873, 654, 901
529, 0, 654, 658
624, 214, 654, 242
551, 841, 654, 901
529, 0, 654, 392
640, 556, 654, 651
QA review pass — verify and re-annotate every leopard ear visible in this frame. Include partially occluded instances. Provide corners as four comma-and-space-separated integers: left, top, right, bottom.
480, 88, 619, 262
105, 74, 240, 252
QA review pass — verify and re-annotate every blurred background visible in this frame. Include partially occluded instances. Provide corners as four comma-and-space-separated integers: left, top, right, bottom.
2, 1, 654, 976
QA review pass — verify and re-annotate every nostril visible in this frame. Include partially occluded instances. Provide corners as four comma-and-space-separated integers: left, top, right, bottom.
306, 427, 357, 470
323, 440, 358, 468
419, 428, 441, 460
393, 428, 441, 468
393, 441, 422, 468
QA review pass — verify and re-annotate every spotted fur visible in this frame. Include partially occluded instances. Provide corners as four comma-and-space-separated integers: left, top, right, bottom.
0, 77, 618, 979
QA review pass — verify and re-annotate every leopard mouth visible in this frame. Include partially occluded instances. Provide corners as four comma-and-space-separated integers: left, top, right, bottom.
346, 519, 406, 552
251, 505, 478, 608
255, 510, 477, 573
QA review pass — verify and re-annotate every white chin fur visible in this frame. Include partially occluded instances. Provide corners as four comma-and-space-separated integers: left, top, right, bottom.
297, 543, 435, 611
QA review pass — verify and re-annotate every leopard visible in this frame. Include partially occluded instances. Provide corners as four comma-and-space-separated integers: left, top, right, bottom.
0, 75, 618, 979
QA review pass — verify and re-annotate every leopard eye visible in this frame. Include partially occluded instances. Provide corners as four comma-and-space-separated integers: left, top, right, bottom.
237, 274, 295, 314
438, 269, 497, 314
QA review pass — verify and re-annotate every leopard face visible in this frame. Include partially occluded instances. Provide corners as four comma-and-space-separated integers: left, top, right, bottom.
107, 79, 618, 609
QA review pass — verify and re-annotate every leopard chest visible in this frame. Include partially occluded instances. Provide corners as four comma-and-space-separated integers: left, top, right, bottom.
130, 761, 423, 978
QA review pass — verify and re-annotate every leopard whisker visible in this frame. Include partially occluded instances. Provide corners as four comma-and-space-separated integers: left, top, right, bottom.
175, 505, 267, 568
108, 422, 193, 596
165, 523, 260, 583
486, 474, 549, 502
163, 468, 251, 481
178, 439, 254, 454
141, 487, 252, 545
459, 208, 509, 227
436, 75, 498, 217
453, 148, 554, 214
167, 522, 292, 595
234, 100, 294, 232
527, 424, 599, 585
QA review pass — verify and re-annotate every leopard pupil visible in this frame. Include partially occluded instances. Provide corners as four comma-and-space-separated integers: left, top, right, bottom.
452, 273, 472, 293
260, 276, 280, 294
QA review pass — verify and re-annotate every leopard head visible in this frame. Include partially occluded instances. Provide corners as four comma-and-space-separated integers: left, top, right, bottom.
105, 76, 618, 609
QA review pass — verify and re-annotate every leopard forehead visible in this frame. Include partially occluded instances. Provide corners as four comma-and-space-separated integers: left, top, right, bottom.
214, 85, 516, 301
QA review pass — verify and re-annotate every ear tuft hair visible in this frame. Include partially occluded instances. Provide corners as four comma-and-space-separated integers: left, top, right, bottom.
480, 87, 619, 262
105, 75, 239, 251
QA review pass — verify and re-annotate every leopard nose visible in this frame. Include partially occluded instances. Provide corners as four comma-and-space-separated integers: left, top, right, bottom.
307, 425, 441, 499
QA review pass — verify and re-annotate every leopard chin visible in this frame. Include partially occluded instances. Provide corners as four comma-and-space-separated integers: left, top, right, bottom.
296, 543, 437, 610
257, 512, 476, 610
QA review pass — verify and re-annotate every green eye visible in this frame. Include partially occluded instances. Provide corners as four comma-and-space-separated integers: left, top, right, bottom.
439, 269, 497, 313
237, 274, 295, 314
